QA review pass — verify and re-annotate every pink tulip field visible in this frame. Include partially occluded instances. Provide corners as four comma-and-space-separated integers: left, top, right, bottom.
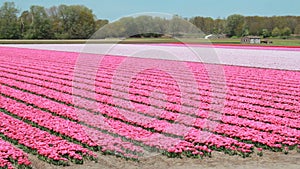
0, 45, 299, 168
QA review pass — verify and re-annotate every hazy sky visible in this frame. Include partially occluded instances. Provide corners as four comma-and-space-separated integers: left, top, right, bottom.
4, 0, 300, 21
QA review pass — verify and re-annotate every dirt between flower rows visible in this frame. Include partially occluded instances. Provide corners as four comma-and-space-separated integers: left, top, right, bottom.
28, 150, 300, 169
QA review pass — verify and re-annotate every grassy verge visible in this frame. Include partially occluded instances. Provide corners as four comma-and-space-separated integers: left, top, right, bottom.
0, 38, 299, 46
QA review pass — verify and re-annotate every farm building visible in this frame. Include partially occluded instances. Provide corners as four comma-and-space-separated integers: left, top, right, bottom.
241, 36, 261, 44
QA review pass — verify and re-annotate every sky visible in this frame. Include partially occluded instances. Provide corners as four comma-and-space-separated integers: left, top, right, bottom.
3, 0, 300, 21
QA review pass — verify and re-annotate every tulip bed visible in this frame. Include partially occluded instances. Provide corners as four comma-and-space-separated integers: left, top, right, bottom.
0, 46, 299, 168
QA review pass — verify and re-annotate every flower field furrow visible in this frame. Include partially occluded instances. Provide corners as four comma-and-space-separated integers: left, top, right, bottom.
0, 95, 144, 159
1, 62, 298, 120
1, 54, 299, 100
0, 84, 212, 158
126, 78, 300, 115
0, 79, 247, 156
0, 66, 299, 134
0, 78, 256, 157
96, 100, 300, 148
0, 58, 297, 117
118, 75, 299, 113
1, 77, 297, 155
1, 51, 297, 91
0, 70, 299, 131
0, 138, 31, 169
1, 60, 298, 115
1, 53, 299, 92
0, 47, 77, 64
0, 108, 97, 166
1, 59, 299, 107
223, 65, 300, 85
106, 63, 299, 94
1, 69, 299, 135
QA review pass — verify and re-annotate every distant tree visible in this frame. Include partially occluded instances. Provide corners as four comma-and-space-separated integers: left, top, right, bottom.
201, 17, 214, 34
190, 16, 205, 32
244, 17, 255, 35
190, 16, 216, 34
132, 16, 152, 36
244, 16, 265, 36
0, 2, 20, 39
213, 18, 226, 34
57, 5, 96, 39
285, 17, 297, 33
226, 14, 245, 37
47, 6, 65, 39
261, 29, 270, 38
19, 10, 33, 38
24, 5, 54, 39
294, 24, 300, 34
153, 16, 168, 35
169, 15, 183, 36
272, 27, 281, 37
242, 28, 249, 36
281, 27, 291, 37
2, 2, 300, 40
95, 19, 109, 30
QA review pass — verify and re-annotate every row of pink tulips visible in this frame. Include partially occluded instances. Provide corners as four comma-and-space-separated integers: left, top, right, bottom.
0, 69, 298, 146
0, 95, 143, 159
0, 69, 298, 132
0, 107, 96, 166
0, 139, 31, 169
0, 84, 212, 158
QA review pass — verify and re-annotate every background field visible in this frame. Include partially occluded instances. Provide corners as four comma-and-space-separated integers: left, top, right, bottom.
0, 38, 300, 46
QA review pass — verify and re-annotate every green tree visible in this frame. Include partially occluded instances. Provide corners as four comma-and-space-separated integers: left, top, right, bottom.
190, 16, 216, 34
213, 18, 226, 34
47, 6, 65, 39
226, 14, 245, 37
261, 29, 270, 38
242, 28, 249, 36
281, 27, 291, 37
19, 10, 33, 38
244, 16, 265, 36
294, 24, 300, 34
0, 2, 20, 39
95, 19, 109, 30
272, 27, 281, 37
58, 5, 96, 39
24, 5, 54, 39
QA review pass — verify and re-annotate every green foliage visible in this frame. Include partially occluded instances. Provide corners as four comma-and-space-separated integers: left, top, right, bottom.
281, 27, 291, 36
294, 24, 300, 34
93, 14, 203, 39
95, 19, 109, 30
190, 16, 215, 34
0, 2, 21, 39
226, 14, 245, 37
261, 29, 270, 38
26, 5, 54, 39
272, 27, 281, 37
57, 5, 96, 39
1, 1, 300, 40
0, 2, 97, 39
242, 28, 249, 36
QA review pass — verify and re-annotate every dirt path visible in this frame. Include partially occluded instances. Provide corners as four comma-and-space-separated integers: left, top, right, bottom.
28, 150, 300, 169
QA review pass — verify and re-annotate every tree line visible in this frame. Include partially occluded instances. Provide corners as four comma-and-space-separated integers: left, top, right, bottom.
0, 2, 299, 39
0, 2, 108, 39
190, 14, 300, 38
92, 15, 202, 39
